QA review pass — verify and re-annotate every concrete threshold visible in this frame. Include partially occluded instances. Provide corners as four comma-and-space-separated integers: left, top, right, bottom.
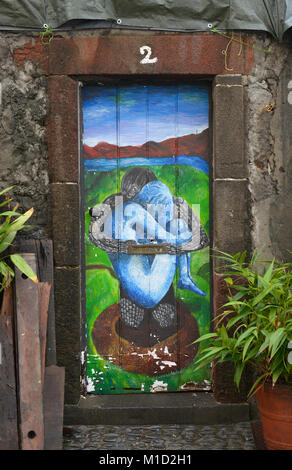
64, 392, 250, 425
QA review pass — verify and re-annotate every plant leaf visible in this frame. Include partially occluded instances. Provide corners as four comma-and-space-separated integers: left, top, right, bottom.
5, 208, 34, 234
234, 362, 245, 388
225, 277, 233, 286
242, 335, 255, 361
10, 254, 38, 283
269, 328, 287, 358
192, 332, 218, 344
0, 211, 21, 217
235, 327, 258, 348
0, 261, 14, 289
0, 198, 13, 208
0, 231, 17, 254
248, 374, 268, 398
0, 186, 14, 197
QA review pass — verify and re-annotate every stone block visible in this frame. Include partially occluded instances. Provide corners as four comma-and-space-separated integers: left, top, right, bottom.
50, 183, 80, 267
214, 74, 243, 86
213, 179, 250, 268
48, 35, 254, 76
213, 75, 246, 179
47, 76, 79, 183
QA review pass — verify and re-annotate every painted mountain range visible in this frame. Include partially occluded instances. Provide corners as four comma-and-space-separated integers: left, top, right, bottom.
84, 128, 209, 161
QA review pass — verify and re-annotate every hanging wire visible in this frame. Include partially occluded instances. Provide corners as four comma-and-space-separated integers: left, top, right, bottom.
221, 31, 235, 71
209, 25, 273, 54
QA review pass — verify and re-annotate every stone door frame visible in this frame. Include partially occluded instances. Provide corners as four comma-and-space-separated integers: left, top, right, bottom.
46, 33, 254, 404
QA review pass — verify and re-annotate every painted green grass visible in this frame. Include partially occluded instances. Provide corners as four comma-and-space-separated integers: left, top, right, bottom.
84, 163, 210, 394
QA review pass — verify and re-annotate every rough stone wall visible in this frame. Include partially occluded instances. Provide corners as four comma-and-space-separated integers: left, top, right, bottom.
0, 33, 49, 238
246, 33, 292, 262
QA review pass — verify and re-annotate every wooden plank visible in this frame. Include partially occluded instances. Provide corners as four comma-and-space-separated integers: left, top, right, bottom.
43, 365, 65, 450
14, 240, 56, 366
35, 240, 56, 366
14, 253, 44, 450
0, 287, 19, 450
38, 282, 51, 389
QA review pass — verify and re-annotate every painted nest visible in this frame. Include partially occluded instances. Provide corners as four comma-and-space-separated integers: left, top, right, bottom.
91, 301, 200, 376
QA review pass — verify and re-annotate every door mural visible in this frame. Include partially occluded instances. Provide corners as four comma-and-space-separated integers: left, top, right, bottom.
82, 82, 210, 394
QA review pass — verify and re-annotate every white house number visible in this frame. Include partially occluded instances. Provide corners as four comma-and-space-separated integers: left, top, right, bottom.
288, 80, 292, 105
140, 46, 158, 64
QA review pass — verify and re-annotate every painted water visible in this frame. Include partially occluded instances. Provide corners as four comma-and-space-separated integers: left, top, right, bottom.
84, 156, 209, 175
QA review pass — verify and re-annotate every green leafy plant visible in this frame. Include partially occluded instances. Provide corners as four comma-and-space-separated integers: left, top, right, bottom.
0, 186, 37, 290
194, 250, 292, 396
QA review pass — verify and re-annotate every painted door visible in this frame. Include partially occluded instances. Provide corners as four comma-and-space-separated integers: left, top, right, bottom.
82, 82, 210, 394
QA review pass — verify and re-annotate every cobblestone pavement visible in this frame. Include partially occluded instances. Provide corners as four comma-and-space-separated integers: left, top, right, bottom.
63, 422, 255, 450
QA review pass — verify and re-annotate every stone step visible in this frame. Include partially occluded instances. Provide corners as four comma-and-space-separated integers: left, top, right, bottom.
64, 392, 250, 426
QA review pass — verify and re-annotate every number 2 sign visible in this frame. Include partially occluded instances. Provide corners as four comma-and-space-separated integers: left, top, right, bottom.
140, 45, 158, 64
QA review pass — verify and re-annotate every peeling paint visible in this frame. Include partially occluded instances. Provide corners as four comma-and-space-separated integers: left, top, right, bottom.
80, 350, 85, 364
149, 349, 159, 359
164, 346, 171, 355
150, 380, 168, 393
86, 377, 95, 392
161, 360, 176, 367
179, 381, 212, 391
130, 349, 160, 359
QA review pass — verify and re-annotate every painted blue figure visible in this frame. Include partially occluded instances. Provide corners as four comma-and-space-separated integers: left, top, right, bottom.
103, 180, 206, 309
89, 167, 209, 331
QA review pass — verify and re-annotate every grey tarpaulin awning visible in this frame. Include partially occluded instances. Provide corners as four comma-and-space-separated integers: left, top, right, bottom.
0, 0, 291, 40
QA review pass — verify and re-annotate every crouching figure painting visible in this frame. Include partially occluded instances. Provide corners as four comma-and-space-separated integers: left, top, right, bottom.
83, 82, 211, 394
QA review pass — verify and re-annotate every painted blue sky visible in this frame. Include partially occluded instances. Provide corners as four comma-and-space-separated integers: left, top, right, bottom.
82, 83, 209, 147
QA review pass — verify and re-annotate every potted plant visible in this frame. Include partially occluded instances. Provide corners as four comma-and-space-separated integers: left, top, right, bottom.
194, 250, 292, 450
0, 186, 37, 300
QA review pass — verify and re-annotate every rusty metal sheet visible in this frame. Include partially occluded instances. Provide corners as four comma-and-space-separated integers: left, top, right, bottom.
0, 286, 19, 450
38, 282, 51, 389
14, 253, 44, 450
